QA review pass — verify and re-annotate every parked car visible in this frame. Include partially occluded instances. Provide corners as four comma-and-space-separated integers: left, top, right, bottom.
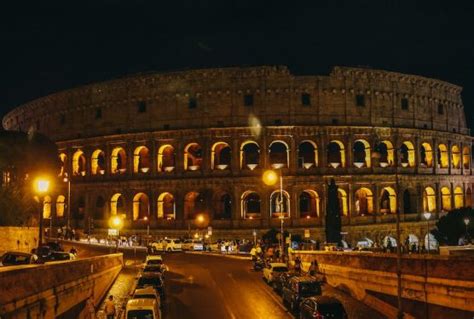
133, 287, 161, 309
45, 241, 64, 252
181, 239, 194, 251
136, 273, 165, 299
273, 272, 298, 295
46, 251, 76, 262
282, 276, 322, 312
36, 245, 54, 261
143, 264, 167, 278
299, 296, 348, 319
145, 255, 163, 266
151, 239, 182, 252
0, 251, 38, 266
125, 298, 161, 319
263, 262, 288, 283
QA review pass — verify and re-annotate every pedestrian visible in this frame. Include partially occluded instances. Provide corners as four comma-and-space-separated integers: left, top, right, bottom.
250, 246, 257, 261
256, 245, 262, 257
70, 246, 78, 256
309, 260, 317, 276
104, 295, 116, 319
294, 256, 302, 274
86, 295, 95, 319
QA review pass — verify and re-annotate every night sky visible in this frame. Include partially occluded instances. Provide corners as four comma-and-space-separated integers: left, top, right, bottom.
0, 1, 473, 132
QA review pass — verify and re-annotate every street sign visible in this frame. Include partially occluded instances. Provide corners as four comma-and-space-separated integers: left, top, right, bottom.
304, 229, 310, 238
207, 226, 212, 236
108, 228, 118, 236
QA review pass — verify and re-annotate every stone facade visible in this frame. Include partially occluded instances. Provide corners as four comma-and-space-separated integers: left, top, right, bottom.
0, 227, 38, 255
2, 66, 473, 241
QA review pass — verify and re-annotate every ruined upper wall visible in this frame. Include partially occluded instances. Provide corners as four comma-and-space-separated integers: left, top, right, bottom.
2, 66, 468, 141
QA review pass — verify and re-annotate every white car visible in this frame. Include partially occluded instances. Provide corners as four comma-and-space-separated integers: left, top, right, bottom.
145, 255, 163, 266
182, 239, 193, 251
133, 287, 161, 309
152, 239, 182, 252
126, 298, 161, 319
263, 262, 288, 283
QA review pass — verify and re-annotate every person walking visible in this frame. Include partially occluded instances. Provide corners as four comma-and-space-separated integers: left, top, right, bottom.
86, 295, 96, 319
104, 295, 116, 319
294, 256, 302, 274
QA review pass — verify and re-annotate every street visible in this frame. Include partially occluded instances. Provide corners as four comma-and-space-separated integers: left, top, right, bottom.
98, 252, 386, 319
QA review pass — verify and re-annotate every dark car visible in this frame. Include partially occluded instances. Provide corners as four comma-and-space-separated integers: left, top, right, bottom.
273, 272, 298, 295
36, 245, 54, 260
136, 273, 165, 299
47, 251, 75, 261
143, 265, 166, 278
299, 296, 348, 319
46, 241, 64, 252
0, 251, 38, 266
282, 276, 322, 312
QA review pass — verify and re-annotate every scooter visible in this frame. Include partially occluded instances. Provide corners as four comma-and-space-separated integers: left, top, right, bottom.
253, 257, 264, 271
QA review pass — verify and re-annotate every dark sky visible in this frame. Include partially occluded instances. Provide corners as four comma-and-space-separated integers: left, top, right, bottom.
0, 0, 473, 132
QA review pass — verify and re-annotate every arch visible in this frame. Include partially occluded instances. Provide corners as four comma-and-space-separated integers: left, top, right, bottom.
240, 141, 260, 170
42, 195, 52, 219
354, 187, 373, 216
91, 149, 106, 175
211, 142, 231, 170
400, 141, 415, 167
327, 140, 346, 168
420, 142, 433, 168
213, 191, 232, 219
94, 196, 105, 219
438, 144, 448, 168
72, 150, 86, 176
440, 187, 452, 211
298, 140, 318, 169
403, 189, 415, 214
56, 195, 65, 218
111, 147, 127, 174
184, 191, 205, 219
157, 192, 175, 220
110, 193, 125, 216
377, 140, 394, 167
451, 145, 461, 169
423, 187, 436, 213
59, 153, 67, 176
383, 236, 397, 248
76, 196, 85, 220
133, 192, 150, 221
269, 140, 289, 169
241, 191, 261, 219
133, 146, 151, 173
157, 144, 175, 172
466, 188, 472, 208
462, 146, 470, 169
454, 186, 464, 209
353, 139, 371, 168
424, 233, 439, 251
299, 190, 320, 218
269, 190, 290, 218
184, 143, 203, 171
380, 187, 396, 214
338, 188, 348, 216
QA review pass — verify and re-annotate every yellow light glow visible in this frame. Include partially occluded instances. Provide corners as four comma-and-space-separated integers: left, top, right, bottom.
110, 215, 123, 229
196, 214, 205, 223
35, 178, 50, 193
143, 216, 148, 221
262, 169, 278, 186
205, 234, 209, 239
194, 233, 199, 239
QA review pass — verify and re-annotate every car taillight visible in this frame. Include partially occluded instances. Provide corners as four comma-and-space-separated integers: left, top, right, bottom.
312, 311, 323, 319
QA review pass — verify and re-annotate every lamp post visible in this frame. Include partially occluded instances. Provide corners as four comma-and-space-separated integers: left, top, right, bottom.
464, 217, 470, 244
144, 216, 150, 236
34, 178, 50, 247
109, 215, 123, 252
423, 212, 432, 253
263, 169, 285, 260
63, 173, 71, 230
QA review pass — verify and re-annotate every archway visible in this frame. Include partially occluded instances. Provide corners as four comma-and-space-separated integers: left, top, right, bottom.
270, 190, 290, 218
440, 187, 451, 211
423, 187, 436, 213
454, 186, 464, 209
299, 190, 320, 218
184, 191, 205, 219
43, 195, 52, 219
377, 141, 394, 167
56, 195, 65, 218
400, 141, 415, 167
95, 196, 105, 219
72, 150, 86, 176
134, 146, 150, 173
451, 145, 461, 168
184, 143, 203, 171
438, 144, 448, 168
298, 141, 318, 169
211, 142, 231, 170
157, 192, 175, 219
91, 149, 105, 175
353, 139, 371, 168
241, 191, 261, 219
380, 187, 396, 214
420, 143, 433, 168
59, 153, 67, 176
354, 187, 373, 216
466, 188, 472, 208
462, 146, 470, 169
240, 141, 260, 170
133, 193, 150, 221
213, 191, 232, 219
338, 188, 348, 216
111, 147, 127, 174
110, 193, 124, 216
327, 140, 346, 168
157, 144, 175, 172
269, 141, 289, 169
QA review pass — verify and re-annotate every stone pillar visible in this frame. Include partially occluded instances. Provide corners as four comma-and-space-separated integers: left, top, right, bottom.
151, 140, 157, 175
176, 140, 184, 175
373, 184, 380, 218
348, 183, 354, 224
201, 137, 210, 174
231, 138, 240, 174
346, 135, 353, 168
320, 134, 328, 168
289, 137, 297, 175
126, 143, 133, 177
150, 189, 157, 220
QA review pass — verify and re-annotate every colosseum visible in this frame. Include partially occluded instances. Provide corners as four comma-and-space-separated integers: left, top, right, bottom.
2, 66, 473, 245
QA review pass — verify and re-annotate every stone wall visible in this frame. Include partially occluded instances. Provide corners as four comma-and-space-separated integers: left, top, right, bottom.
0, 226, 38, 255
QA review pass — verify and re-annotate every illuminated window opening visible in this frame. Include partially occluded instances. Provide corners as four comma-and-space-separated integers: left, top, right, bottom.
377, 141, 394, 167
211, 142, 231, 170
420, 143, 433, 168
269, 141, 289, 169
451, 145, 461, 169
270, 190, 290, 218
327, 140, 346, 168
380, 187, 396, 214
462, 146, 470, 169
353, 139, 371, 168
43, 195, 52, 219
133, 146, 150, 173
184, 143, 203, 171
157, 145, 175, 172
56, 195, 65, 218
241, 191, 261, 219
438, 144, 448, 168
454, 187, 464, 209
133, 192, 150, 221
299, 190, 320, 218
240, 141, 260, 170
423, 187, 436, 213
72, 150, 86, 176
91, 149, 105, 175
298, 141, 318, 169
400, 141, 415, 168
110, 193, 124, 216
111, 147, 127, 174
354, 187, 374, 216
440, 187, 451, 211
157, 192, 176, 220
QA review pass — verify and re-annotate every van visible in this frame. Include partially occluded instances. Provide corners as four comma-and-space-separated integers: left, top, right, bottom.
125, 298, 160, 319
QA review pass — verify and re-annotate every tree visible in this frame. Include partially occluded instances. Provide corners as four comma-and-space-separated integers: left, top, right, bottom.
325, 178, 342, 244
433, 208, 474, 246
0, 130, 59, 226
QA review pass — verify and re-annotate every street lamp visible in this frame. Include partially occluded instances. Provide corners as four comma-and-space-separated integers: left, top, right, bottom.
262, 169, 285, 260
143, 216, 150, 236
34, 177, 50, 247
63, 173, 71, 230
423, 212, 432, 253
109, 215, 124, 252
464, 217, 470, 244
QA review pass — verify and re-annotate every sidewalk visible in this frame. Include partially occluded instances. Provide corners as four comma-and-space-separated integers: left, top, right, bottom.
185, 250, 252, 260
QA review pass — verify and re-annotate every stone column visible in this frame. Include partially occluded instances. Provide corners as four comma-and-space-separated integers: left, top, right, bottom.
151, 139, 157, 175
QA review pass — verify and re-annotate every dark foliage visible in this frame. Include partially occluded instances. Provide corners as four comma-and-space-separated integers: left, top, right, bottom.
433, 208, 474, 245
325, 179, 342, 244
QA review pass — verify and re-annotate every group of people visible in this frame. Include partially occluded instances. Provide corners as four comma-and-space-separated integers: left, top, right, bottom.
85, 295, 116, 319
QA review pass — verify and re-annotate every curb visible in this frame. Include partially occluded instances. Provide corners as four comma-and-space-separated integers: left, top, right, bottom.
185, 251, 252, 260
